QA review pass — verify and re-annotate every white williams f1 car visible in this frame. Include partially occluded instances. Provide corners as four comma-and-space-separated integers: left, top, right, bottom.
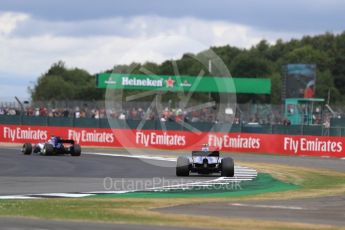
176, 144, 234, 177
22, 136, 81, 156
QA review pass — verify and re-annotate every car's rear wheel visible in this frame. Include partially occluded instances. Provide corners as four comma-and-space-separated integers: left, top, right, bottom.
22, 143, 32, 155
43, 144, 54, 156
71, 144, 81, 156
176, 156, 190, 176
221, 157, 234, 177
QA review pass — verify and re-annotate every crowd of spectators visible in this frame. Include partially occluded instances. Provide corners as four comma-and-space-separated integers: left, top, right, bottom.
0, 102, 335, 125
0, 103, 233, 124
0, 107, 18, 116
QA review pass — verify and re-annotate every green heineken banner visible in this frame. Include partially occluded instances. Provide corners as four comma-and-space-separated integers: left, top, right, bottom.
97, 73, 271, 94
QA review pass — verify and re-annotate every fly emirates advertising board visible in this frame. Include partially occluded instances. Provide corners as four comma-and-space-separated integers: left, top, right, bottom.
0, 125, 344, 158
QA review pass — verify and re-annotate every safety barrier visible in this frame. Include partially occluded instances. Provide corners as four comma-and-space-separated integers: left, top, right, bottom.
1, 124, 344, 158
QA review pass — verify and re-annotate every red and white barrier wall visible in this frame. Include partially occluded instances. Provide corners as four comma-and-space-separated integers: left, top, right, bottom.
1, 124, 344, 158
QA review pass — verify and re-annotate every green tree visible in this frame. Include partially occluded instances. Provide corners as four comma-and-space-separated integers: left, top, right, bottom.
315, 70, 342, 104
332, 32, 345, 96
281, 45, 329, 71
230, 51, 272, 77
140, 62, 159, 74
31, 61, 104, 101
269, 72, 282, 104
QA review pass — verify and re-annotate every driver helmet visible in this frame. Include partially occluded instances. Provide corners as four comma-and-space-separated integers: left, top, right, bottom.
49, 136, 61, 146
48, 135, 55, 142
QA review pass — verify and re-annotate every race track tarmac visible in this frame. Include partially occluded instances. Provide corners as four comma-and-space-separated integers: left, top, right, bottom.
1, 146, 344, 229
0, 147, 213, 195
0, 217, 202, 230
158, 195, 345, 226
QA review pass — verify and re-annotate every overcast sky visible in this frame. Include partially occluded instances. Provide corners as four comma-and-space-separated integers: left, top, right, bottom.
1, 0, 344, 100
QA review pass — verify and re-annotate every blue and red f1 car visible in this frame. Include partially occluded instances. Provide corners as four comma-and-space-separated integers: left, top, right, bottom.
22, 136, 81, 156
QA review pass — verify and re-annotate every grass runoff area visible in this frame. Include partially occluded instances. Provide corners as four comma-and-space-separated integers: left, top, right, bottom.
93, 173, 298, 198
1, 162, 345, 230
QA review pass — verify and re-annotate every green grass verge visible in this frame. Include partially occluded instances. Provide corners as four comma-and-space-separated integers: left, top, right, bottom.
92, 173, 299, 198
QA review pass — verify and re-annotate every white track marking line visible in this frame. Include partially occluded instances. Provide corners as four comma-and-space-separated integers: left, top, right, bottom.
235, 169, 256, 171
234, 173, 257, 175
231, 176, 257, 179
2, 146, 345, 160
87, 174, 256, 194
221, 179, 255, 181
83, 152, 176, 161
229, 203, 305, 210
221, 178, 256, 181
53, 171, 257, 195
28, 193, 93, 198
82, 152, 260, 170
234, 166, 255, 169
213, 177, 257, 180
0, 195, 41, 199
86, 165, 258, 194
235, 170, 256, 172
86, 191, 127, 194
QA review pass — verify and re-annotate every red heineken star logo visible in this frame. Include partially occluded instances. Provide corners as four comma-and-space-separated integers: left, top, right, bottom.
165, 77, 175, 87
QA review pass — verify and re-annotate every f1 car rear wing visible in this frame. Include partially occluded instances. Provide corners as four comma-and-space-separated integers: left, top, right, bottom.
57, 139, 75, 145
192, 151, 219, 157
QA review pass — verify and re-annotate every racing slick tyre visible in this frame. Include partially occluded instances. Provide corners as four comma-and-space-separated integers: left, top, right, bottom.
43, 144, 54, 156
221, 157, 234, 177
71, 144, 81, 157
22, 143, 32, 155
176, 156, 190, 176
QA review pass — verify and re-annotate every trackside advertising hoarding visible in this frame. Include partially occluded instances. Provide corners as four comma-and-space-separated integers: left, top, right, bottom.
1, 124, 344, 158
96, 73, 271, 94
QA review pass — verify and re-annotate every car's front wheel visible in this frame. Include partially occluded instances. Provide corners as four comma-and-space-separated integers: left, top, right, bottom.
221, 157, 234, 177
22, 143, 32, 155
176, 157, 190, 176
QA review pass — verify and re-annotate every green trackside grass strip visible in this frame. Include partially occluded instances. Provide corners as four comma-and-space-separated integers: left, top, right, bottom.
92, 173, 299, 198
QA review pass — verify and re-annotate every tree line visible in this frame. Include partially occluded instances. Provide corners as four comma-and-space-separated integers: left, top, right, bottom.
31, 31, 345, 105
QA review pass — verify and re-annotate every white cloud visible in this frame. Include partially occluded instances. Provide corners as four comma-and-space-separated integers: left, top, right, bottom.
0, 12, 29, 36
0, 12, 310, 99
0, 14, 305, 75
